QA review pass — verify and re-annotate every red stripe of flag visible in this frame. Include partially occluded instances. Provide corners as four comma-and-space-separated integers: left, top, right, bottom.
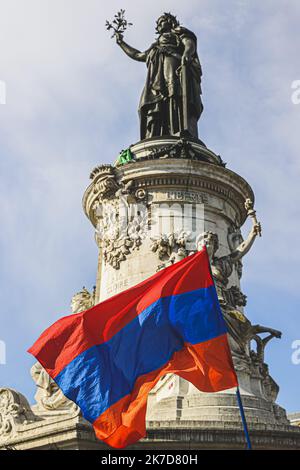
28, 250, 213, 378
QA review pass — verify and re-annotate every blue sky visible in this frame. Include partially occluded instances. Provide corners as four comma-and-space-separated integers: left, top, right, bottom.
0, 0, 299, 413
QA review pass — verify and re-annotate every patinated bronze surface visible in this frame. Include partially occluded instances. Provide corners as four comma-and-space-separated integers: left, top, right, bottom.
113, 13, 203, 140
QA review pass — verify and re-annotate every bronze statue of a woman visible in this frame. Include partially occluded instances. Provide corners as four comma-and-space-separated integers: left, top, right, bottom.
114, 13, 203, 140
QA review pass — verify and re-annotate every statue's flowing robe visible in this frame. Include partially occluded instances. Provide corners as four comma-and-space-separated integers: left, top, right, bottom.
139, 27, 203, 139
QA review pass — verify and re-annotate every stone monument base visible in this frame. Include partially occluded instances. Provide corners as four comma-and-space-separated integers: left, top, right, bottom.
2, 135, 298, 450
147, 391, 288, 425
2, 413, 300, 450
1, 387, 299, 451
142, 421, 300, 450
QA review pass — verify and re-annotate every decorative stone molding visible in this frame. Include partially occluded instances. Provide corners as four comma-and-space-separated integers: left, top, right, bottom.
136, 138, 225, 166
128, 136, 224, 166
91, 165, 119, 200
89, 163, 116, 181
102, 237, 133, 270
134, 188, 147, 201
0, 389, 35, 442
151, 231, 192, 270
83, 144, 254, 230
117, 162, 254, 228
100, 209, 149, 269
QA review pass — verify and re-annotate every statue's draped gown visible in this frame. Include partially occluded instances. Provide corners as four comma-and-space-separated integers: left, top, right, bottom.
139, 27, 203, 139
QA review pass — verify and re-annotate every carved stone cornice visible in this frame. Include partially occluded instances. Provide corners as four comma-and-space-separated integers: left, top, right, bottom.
128, 137, 224, 166
121, 161, 252, 222
83, 142, 254, 230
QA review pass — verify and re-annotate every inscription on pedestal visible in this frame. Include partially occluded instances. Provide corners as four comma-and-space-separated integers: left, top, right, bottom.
107, 278, 129, 296
154, 190, 209, 204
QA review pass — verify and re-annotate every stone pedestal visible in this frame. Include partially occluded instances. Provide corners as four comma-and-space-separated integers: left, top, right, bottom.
1, 137, 299, 450
0, 389, 103, 450
81, 136, 299, 445
1, 388, 300, 450
83, 137, 252, 303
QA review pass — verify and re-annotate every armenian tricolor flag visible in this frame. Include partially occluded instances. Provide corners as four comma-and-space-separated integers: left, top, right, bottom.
28, 247, 238, 448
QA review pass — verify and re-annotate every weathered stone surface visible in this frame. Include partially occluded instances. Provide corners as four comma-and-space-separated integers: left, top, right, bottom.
0, 388, 36, 444
288, 413, 300, 426
2, 413, 300, 450
83, 146, 255, 303
82, 138, 283, 426
0, 405, 103, 450
147, 390, 289, 425
2, 137, 297, 450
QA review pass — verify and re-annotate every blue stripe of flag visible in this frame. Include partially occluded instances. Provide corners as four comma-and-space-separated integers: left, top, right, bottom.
55, 286, 227, 423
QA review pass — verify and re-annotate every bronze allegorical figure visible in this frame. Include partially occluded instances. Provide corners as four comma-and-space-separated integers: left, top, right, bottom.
108, 12, 203, 140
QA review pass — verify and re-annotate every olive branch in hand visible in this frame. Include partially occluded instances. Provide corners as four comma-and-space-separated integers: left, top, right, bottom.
105, 10, 133, 39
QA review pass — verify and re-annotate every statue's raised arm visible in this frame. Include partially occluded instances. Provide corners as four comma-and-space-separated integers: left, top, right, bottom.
230, 199, 262, 263
115, 32, 148, 62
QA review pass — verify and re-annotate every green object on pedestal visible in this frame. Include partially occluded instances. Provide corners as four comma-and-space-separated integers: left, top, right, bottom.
116, 148, 134, 166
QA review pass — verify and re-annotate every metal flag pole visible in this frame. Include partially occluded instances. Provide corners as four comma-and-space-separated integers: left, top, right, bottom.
236, 386, 252, 450
202, 244, 252, 450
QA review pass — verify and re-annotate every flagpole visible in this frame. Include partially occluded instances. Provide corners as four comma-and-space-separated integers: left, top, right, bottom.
201, 245, 252, 450
236, 386, 252, 450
